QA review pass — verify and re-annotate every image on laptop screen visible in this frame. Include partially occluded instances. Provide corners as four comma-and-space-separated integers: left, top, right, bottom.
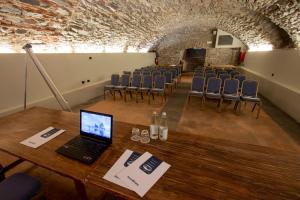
81, 111, 112, 139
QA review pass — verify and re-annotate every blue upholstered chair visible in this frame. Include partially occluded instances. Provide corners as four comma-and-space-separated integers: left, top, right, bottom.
240, 80, 262, 119
230, 71, 240, 78
104, 74, 120, 99
112, 74, 130, 100
188, 76, 205, 105
152, 70, 161, 80
205, 77, 222, 112
142, 71, 151, 76
222, 79, 240, 112
219, 73, 231, 88
0, 163, 41, 200
234, 74, 246, 89
125, 74, 142, 103
205, 73, 217, 87
165, 71, 174, 93
149, 75, 166, 104
138, 75, 153, 101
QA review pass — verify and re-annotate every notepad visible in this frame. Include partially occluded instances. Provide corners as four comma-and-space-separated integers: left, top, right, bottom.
20, 127, 65, 148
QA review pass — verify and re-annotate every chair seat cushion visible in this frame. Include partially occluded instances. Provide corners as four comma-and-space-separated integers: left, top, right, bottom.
104, 85, 115, 89
206, 92, 221, 99
114, 86, 127, 90
241, 96, 261, 102
189, 91, 204, 96
0, 173, 41, 200
223, 94, 240, 100
126, 86, 138, 90
151, 88, 164, 93
139, 87, 150, 91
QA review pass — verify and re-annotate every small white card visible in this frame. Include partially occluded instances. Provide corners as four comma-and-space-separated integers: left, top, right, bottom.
117, 152, 171, 197
103, 149, 142, 189
20, 127, 65, 148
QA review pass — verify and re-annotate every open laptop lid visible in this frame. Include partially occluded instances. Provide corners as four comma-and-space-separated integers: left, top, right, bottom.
80, 110, 113, 144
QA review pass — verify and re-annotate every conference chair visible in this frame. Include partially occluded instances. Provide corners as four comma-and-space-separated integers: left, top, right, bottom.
137, 75, 153, 102
112, 74, 130, 101
230, 71, 240, 78
152, 70, 161, 80
219, 73, 231, 88
204, 77, 222, 112
170, 69, 178, 88
0, 162, 41, 200
165, 71, 175, 93
188, 76, 205, 105
222, 79, 240, 112
205, 72, 217, 87
124, 74, 142, 103
104, 74, 119, 99
149, 75, 166, 104
234, 74, 246, 90
142, 71, 151, 76
239, 80, 262, 119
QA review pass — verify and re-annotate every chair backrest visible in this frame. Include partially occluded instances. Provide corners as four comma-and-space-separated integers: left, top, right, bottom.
153, 75, 166, 89
120, 74, 130, 86
241, 80, 259, 97
142, 75, 153, 88
133, 71, 141, 76
234, 75, 246, 88
207, 77, 221, 93
111, 74, 120, 86
219, 74, 231, 86
205, 73, 217, 85
191, 76, 205, 92
165, 71, 173, 83
217, 71, 227, 76
131, 75, 142, 87
142, 71, 151, 76
230, 71, 240, 78
223, 79, 239, 95
152, 71, 161, 79
170, 69, 177, 79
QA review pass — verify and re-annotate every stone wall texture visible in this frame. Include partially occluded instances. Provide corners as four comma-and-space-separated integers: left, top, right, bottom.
0, 0, 299, 63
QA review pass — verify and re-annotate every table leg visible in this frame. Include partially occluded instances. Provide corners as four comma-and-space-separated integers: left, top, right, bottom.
74, 179, 88, 200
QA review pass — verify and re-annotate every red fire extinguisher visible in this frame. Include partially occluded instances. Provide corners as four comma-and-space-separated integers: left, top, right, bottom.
239, 51, 246, 64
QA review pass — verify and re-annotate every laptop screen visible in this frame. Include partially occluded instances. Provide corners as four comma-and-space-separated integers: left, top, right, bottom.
80, 110, 113, 143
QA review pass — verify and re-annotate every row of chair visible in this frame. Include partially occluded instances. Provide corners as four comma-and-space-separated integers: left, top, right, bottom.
104, 74, 171, 104
188, 76, 262, 118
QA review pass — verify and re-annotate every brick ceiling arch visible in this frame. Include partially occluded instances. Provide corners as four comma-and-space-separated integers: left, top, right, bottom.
0, 0, 298, 52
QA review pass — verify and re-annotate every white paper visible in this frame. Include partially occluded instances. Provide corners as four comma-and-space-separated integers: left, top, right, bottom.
103, 149, 142, 189
20, 127, 65, 148
117, 152, 171, 197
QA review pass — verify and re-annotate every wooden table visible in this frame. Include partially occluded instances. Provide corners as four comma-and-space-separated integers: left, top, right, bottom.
1, 107, 300, 200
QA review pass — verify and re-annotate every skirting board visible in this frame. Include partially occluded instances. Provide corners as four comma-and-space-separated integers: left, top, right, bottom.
0, 79, 110, 117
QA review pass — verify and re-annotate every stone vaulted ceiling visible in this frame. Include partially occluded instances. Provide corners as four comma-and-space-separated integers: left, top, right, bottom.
0, 0, 299, 52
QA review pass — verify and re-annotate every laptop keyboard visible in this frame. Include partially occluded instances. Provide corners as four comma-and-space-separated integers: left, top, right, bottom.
56, 137, 107, 164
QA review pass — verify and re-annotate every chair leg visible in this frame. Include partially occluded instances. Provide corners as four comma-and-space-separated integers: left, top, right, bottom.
104, 90, 106, 100
256, 101, 262, 119
135, 91, 138, 103
164, 92, 167, 102
252, 103, 257, 112
188, 95, 191, 104
130, 91, 133, 99
141, 92, 144, 100
113, 90, 116, 101
118, 90, 122, 97
218, 98, 223, 112
201, 96, 205, 109
152, 93, 155, 100
124, 91, 127, 102
148, 93, 151, 104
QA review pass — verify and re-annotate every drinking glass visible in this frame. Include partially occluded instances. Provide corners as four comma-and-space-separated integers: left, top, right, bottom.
140, 129, 150, 143
130, 127, 140, 141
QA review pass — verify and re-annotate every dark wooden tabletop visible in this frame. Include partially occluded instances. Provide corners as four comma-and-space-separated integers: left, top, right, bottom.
0, 107, 300, 200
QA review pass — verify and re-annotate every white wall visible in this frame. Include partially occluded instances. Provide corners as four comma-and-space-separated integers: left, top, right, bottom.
241, 49, 300, 122
0, 53, 155, 116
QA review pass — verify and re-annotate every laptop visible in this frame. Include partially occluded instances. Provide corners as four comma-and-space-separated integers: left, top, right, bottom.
56, 110, 113, 164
